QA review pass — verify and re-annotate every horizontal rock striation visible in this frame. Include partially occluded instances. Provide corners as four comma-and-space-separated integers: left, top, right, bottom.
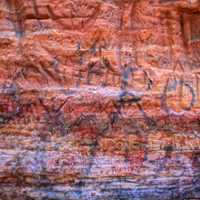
0, 0, 200, 199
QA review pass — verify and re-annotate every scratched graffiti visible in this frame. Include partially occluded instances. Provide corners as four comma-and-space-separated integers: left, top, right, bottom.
0, 82, 21, 124
0, 0, 200, 200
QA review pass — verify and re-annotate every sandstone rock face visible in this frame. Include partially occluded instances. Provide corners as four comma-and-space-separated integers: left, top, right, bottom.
0, 0, 200, 199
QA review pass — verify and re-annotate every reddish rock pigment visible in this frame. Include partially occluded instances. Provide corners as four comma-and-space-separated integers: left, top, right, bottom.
0, 0, 200, 199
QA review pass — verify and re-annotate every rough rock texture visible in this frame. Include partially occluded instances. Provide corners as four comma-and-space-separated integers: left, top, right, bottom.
0, 0, 200, 199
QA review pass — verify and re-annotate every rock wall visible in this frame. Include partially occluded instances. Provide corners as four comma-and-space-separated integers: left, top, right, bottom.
0, 0, 200, 199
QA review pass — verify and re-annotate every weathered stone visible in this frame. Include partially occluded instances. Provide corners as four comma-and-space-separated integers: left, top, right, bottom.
0, 0, 200, 199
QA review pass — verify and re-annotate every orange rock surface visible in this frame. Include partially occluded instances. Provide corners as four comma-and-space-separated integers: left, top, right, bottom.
0, 0, 200, 199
